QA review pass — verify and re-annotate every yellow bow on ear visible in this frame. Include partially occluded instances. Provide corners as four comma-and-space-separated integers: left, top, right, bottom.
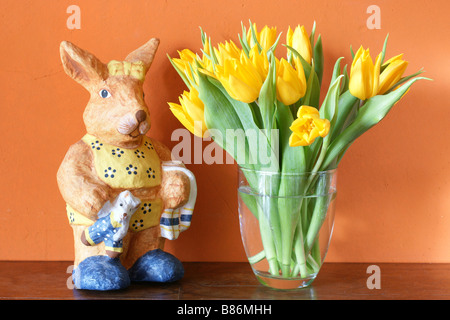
107, 60, 146, 81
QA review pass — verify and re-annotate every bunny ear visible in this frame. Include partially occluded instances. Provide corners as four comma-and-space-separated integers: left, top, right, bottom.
125, 38, 160, 73
60, 41, 108, 88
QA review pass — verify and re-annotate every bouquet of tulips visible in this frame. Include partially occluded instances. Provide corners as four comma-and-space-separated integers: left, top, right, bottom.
168, 21, 428, 278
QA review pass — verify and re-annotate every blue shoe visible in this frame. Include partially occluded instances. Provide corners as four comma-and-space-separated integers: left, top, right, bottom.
128, 249, 184, 283
72, 255, 130, 290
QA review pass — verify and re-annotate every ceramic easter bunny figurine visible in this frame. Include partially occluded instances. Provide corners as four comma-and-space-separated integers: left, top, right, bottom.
57, 38, 197, 291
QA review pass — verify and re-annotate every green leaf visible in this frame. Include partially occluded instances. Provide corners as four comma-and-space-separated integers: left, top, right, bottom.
167, 54, 192, 89
198, 71, 279, 172
309, 21, 316, 47
302, 59, 320, 109
321, 76, 430, 170
308, 76, 343, 172
239, 21, 250, 56
268, 32, 283, 53
309, 72, 321, 109
306, 136, 321, 171
330, 57, 344, 85
249, 20, 263, 53
329, 90, 359, 141
276, 101, 307, 273
341, 64, 349, 93
380, 33, 390, 65
248, 102, 264, 129
258, 53, 277, 131
330, 58, 349, 94
285, 44, 312, 79
320, 75, 343, 129
276, 100, 306, 174
200, 27, 207, 47
350, 45, 355, 59
313, 34, 324, 85
239, 33, 250, 56
197, 73, 250, 165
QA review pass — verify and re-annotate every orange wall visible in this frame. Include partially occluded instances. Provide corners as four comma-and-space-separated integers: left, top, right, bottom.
0, 0, 448, 263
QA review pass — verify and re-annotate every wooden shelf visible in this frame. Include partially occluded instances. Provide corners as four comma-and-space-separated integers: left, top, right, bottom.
0, 261, 448, 300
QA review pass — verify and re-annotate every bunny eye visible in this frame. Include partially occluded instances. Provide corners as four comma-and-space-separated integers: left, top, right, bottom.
99, 89, 111, 98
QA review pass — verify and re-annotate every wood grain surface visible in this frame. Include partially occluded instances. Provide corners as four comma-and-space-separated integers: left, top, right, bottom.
0, 261, 448, 300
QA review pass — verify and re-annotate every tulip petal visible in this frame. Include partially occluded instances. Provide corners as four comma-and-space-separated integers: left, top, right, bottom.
228, 74, 260, 103
215, 55, 262, 103
169, 103, 196, 136
181, 90, 205, 126
277, 79, 301, 105
290, 25, 312, 64
371, 53, 382, 97
289, 132, 307, 147
349, 58, 368, 100
378, 60, 408, 94
289, 105, 330, 146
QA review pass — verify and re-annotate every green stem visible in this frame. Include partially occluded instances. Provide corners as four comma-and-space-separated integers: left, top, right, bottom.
304, 190, 330, 255
277, 196, 296, 277
312, 241, 321, 265
301, 195, 309, 234
308, 137, 330, 187
240, 168, 282, 275
257, 204, 279, 275
307, 253, 320, 273
291, 169, 333, 278
263, 195, 283, 267
279, 216, 292, 277
289, 195, 311, 278
278, 173, 309, 278
248, 250, 265, 264
293, 214, 309, 278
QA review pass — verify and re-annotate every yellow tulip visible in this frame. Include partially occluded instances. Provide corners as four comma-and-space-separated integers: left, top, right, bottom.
248, 45, 269, 80
289, 106, 330, 147
178, 49, 197, 63
383, 53, 403, 66
349, 46, 382, 100
292, 56, 307, 82
286, 25, 312, 64
172, 41, 219, 85
215, 51, 263, 103
199, 36, 216, 76
378, 54, 408, 94
276, 58, 307, 105
202, 35, 212, 57
171, 49, 199, 85
213, 40, 242, 66
168, 88, 208, 138
247, 23, 278, 51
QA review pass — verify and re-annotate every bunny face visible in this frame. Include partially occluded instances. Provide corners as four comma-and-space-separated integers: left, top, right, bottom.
60, 39, 160, 148
82, 74, 150, 148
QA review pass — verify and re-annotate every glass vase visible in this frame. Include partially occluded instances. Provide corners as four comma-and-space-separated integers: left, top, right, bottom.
238, 167, 337, 290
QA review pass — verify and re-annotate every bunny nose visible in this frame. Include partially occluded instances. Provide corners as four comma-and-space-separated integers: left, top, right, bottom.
135, 110, 147, 123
